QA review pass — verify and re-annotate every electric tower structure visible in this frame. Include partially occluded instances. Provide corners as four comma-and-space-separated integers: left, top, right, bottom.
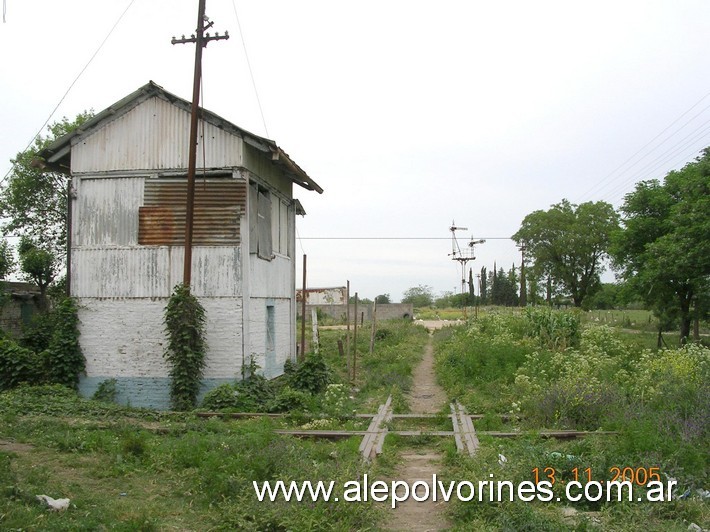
449, 222, 485, 301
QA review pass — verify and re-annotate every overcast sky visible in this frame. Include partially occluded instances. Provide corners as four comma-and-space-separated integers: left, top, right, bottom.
2, 1, 709, 302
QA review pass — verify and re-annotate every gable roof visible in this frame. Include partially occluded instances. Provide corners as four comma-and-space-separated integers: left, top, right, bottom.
38, 81, 323, 194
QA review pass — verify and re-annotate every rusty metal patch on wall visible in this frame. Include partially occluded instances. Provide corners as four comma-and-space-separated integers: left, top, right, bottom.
138, 178, 247, 246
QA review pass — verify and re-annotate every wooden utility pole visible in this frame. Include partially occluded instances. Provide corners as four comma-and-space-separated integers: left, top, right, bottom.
369, 300, 377, 356
519, 245, 527, 307
345, 280, 351, 377
172, 0, 229, 288
353, 292, 358, 381
311, 308, 320, 355
300, 254, 307, 360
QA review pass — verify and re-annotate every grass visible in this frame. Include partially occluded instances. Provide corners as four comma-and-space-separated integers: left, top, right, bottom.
2, 312, 707, 530
0, 391, 387, 530
582, 308, 659, 332
0, 319, 429, 531
317, 319, 430, 413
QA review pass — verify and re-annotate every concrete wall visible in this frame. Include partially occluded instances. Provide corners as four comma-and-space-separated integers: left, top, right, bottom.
299, 303, 414, 322
78, 297, 244, 409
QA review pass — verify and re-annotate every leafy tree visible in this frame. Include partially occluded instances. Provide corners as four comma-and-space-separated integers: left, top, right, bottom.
402, 284, 434, 307
1, 112, 93, 260
582, 283, 621, 310
375, 294, 391, 304
0, 239, 15, 280
526, 272, 542, 306
490, 266, 518, 306
612, 149, 710, 343
506, 264, 520, 306
479, 266, 488, 304
18, 237, 58, 310
435, 291, 454, 308
513, 199, 619, 307
349, 295, 373, 305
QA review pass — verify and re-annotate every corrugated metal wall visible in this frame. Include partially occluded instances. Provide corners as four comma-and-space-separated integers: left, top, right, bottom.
74, 177, 144, 246
71, 97, 244, 173
71, 246, 242, 298
72, 174, 245, 298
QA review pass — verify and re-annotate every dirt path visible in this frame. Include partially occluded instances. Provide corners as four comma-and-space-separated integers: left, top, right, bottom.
386, 332, 450, 531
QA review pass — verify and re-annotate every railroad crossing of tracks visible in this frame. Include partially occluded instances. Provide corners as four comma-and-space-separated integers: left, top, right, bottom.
199, 395, 616, 461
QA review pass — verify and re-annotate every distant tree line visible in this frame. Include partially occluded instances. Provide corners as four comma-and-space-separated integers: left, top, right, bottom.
401, 148, 709, 345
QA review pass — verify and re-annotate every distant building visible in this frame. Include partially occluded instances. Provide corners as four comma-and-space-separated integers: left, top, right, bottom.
0, 281, 41, 338
40, 81, 322, 409
296, 287, 347, 305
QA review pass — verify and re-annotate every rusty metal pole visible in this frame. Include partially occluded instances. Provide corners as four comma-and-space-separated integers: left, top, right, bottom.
182, 0, 206, 288
66, 180, 73, 297
300, 254, 307, 361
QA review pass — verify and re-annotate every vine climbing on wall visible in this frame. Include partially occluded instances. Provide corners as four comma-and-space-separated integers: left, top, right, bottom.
163, 283, 207, 410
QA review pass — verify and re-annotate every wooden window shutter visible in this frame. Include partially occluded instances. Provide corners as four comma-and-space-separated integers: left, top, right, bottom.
257, 189, 273, 260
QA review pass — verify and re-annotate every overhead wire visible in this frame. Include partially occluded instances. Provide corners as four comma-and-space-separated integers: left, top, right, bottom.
601, 120, 710, 204
576, 89, 710, 204
297, 236, 513, 240
231, 0, 269, 138
0, 0, 136, 187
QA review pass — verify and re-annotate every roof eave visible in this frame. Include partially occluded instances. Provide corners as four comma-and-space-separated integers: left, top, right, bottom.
36, 81, 324, 195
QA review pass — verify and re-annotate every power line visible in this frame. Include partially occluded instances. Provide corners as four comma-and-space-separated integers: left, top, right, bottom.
576, 89, 710, 203
295, 226, 307, 255
603, 143, 709, 205
0, 0, 137, 187
601, 123, 710, 204
297, 236, 514, 240
231, 0, 269, 138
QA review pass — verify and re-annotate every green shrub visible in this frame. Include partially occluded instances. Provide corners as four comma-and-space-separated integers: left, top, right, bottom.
524, 306, 581, 350
20, 310, 56, 353
201, 383, 239, 410
320, 383, 353, 417
268, 386, 314, 413
44, 298, 84, 389
514, 325, 633, 429
287, 353, 331, 394
92, 378, 118, 403
0, 338, 47, 390
633, 343, 709, 409
0, 298, 84, 391
436, 313, 535, 394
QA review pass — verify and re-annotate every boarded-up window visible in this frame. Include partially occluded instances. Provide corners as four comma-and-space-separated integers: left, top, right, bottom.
249, 182, 275, 260
138, 178, 246, 246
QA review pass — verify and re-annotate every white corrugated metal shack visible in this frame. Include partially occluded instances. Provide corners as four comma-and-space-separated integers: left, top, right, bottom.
40, 81, 323, 409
